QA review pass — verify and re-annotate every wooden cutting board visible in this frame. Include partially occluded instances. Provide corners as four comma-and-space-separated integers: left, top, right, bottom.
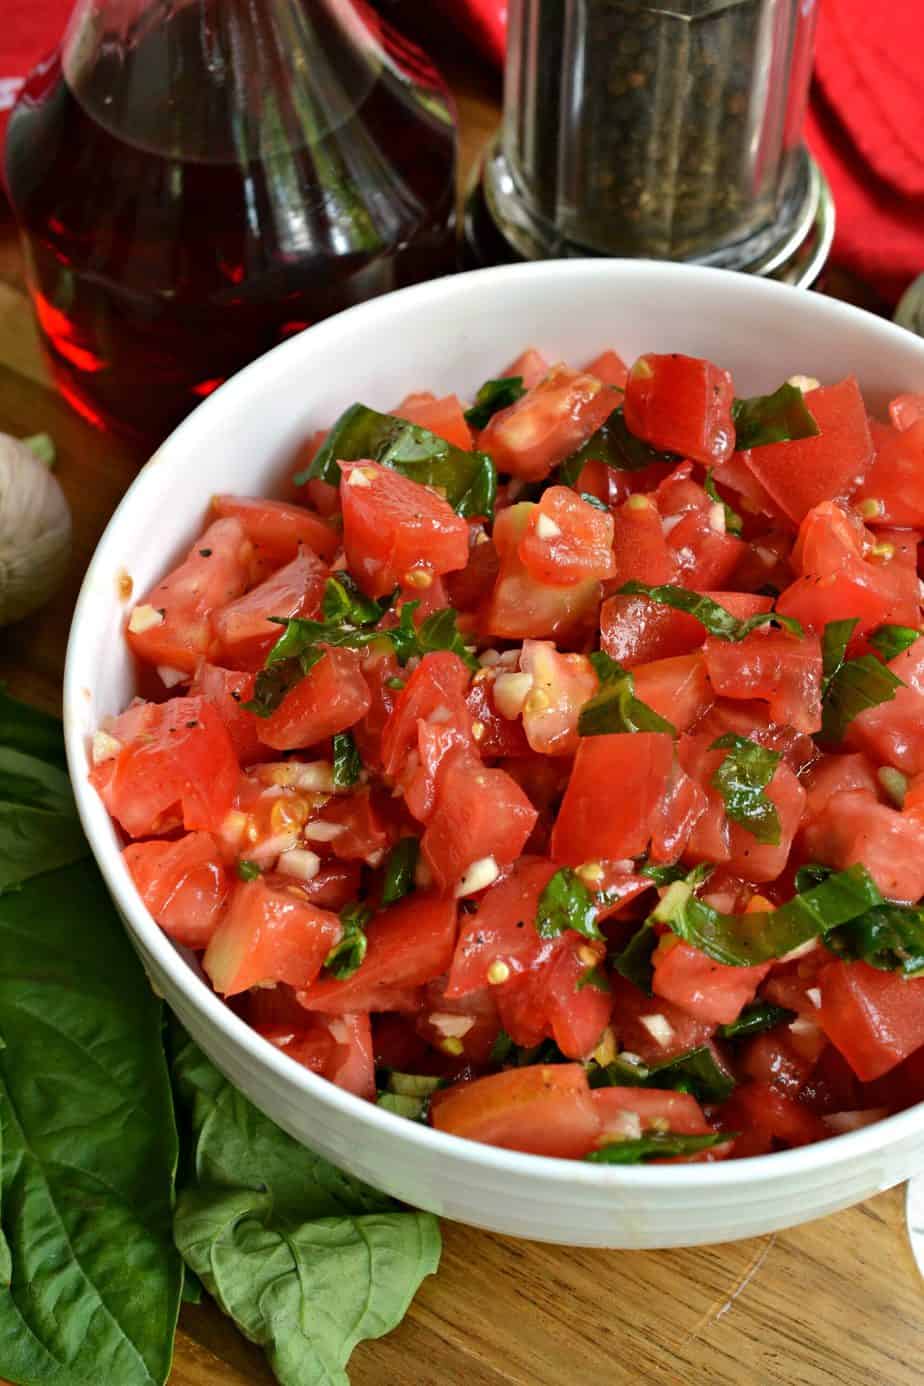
0, 22, 921, 1386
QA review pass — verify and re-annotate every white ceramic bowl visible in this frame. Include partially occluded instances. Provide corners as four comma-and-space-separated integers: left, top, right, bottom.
65, 260, 924, 1248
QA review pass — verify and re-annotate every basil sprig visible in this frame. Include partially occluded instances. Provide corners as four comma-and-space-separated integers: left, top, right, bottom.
297, 402, 496, 517
619, 582, 803, 643
558, 404, 677, 485
710, 733, 782, 845
732, 382, 820, 450
535, 867, 603, 941
578, 650, 676, 738
464, 376, 525, 430
586, 1132, 729, 1164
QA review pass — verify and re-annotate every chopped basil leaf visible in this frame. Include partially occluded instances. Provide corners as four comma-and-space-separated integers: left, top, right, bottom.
580, 490, 610, 512
612, 922, 658, 995
591, 1045, 735, 1104
589, 650, 628, 683
578, 664, 676, 738
821, 654, 903, 744
639, 862, 689, 887
868, 624, 921, 662
704, 470, 743, 535
618, 582, 803, 642
821, 618, 859, 694
718, 1001, 797, 1040
652, 863, 882, 967
386, 676, 406, 690
576, 964, 612, 993
464, 376, 525, 430
489, 1029, 515, 1064
381, 1071, 443, 1098
297, 402, 497, 517
827, 903, 924, 979
376, 1092, 429, 1122
709, 733, 782, 845
324, 902, 372, 979
732, 382, 820, 450
322, 573, 387, 626
236, 859, 262, 881
585, 1132, 729, 1164
535, 867, 603, 941
332, 732, 361, 788
411, 607, 479, 672
382, 837, 419, 906
559, 405, 678, 485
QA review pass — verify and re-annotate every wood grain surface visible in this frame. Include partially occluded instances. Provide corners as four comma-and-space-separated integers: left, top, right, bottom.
0, 18, 921, 1386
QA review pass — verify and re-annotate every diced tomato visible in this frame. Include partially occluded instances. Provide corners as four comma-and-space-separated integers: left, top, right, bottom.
584, 349, 629, 389
609, 976, 717, 1065
649, 758, 708, 864
352, 646, 402, 771
123, 832, 231, 949
446, 857, 556, 997
380, 651, 473, 817
855, 419, 924, 527
518, 641, 598, 756
203, 877, 341, 995
667, 510, 745, 591
503, 934, 614, 1059
127, 517, 251, 674
800, 789, 924, 901
889, 394, 924, 431
724, 760, 805, 884
212, 493, 339, 563
861, 1041, 924, 1111
189, 662, 264, 764
478, 364, 617, 482
501, 348, 550, 390
847, 638, 924, 773
213, 547, 326, 667
801, 752, 880, 825
465, 671, 530, 758
818, 960, 924, 1080
624, 353, 735, 467
297, 893, 457, 1012
421, 748, 538, 891
652, 937, 770, 1026
712, 450, 790, 527
633, 653, 712, 733
393, 392, 473, 451
91, 696, 238, 838
444, 531, 500, 612
703, 629, 823, 734
415, 974, 501, 1065
608, 494, 677, 589
319, 1012, 376, 1099
721, 1081, 827, 1149
518, 487, 615, 585
339, 462, 469, 597
317, 787, 391, 863
294, 859, 362, 911
259, 647, 371, 752
550, 732, 674, 866
487, 503, 601, 640
740, 1029, 813, 1095
600, 591, 771, 669
431, 1064, 601, 1159
592, 1086, 712, 1137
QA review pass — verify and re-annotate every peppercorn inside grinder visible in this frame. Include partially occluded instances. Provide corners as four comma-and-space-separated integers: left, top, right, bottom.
465, 0, 834, 285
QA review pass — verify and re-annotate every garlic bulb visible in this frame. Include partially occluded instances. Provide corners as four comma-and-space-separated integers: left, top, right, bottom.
0, 434, 71, 625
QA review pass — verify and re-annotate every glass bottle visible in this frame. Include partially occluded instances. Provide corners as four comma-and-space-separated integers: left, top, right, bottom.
4, 0, 457, 445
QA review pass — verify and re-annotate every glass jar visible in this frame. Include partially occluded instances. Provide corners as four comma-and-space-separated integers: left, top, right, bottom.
488, 0, 818, 267
5, 0, 457, 445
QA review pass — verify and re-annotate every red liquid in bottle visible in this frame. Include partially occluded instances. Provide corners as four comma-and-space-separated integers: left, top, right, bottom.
4, 4, 456, 445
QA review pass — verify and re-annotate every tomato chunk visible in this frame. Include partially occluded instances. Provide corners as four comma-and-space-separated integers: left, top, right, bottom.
703, 629, 823, 734
652, 938, 770, 1026
624, 353, 735, 467
421, 748, 538, 891
259, 647, 371, 751
818, 960, 924, 1080
518, 487, 615, 585
633, 653, 712, 733
519, 641, 598, 756
212, 494, 338, 563
592, 1086, 712, 1137
584, 349, 629, 389
189, 662, 264, 764
550, 732, 674, 866
203, 877, 342, 995
609, 976, 717, 1065
339, 461, 469, 598
800, 788, 924, 901
478, 364, 617, 482
213, 547, 326, 667
446, 857, 556, 998
431, 1064, 601, 1159
847, 639, 924, 774
123, 832, 231, 949
393, 392, 473, 451
487, 503, 601, 640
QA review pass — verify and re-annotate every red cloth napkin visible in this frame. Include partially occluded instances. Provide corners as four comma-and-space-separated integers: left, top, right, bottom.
0, 0, 71, 147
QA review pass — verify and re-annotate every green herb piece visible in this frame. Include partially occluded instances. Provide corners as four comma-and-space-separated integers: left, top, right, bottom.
332, 731, 362, 788
576, 964, 612, 992
0, 862, 182, 1386
718, 1001, 797, 1040
652, 863, 882, 967
382, 1072, 443, 1098
578, 660, 676, 738
386, 676, 406, 691
237, 859, 262, 882
619, 582, 803, 643
822, 618, 859, 693
464, 376, 526, 430
709, 733, 782, 845
535, 867, 603, 941
639, 862, 689, 887
171, 1026, 440, 1386
324, 902, 373, 980
321, 572, 388, 627
411, 606, 479, 672
821, 654, 904, 744
382, 837, 420, 906
559, 405, 678, 485
21, 432, 56, 467
591, 1045, 735, 1104
704, 470, 743, 535
0, 743, 88, 891
612, 922, 658, 995
298, 402, 497, 517
868, 624, 921, 662
490, 1030, 515, 1065
827, 903, 924, 979
580, 491, 610, 512
490, 1036, 570, 1068
732, 382, 820, 450
585, 1132, 729, 1164
377, 1092, 429, 1121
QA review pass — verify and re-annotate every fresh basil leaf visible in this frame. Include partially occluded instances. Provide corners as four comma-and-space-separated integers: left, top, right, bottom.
576, 965, 612, 993
639, 862, 688, 886
464, 376, 525, 430
536, 867, 603, 941
591, 1045, 734, 1104
237, 859, 262, 881
718, 1001, 797, 1040
332, 732, 362, 789
821, 654, 903, 744
585, 1132, 729, 1163
704, 470, 743, 535
321, 573, 387, 627
618, 582, 804, 643
709, 733, 782, 845
559, 405, 677, 486
827, 903, 924, 979
412, 607, 478, 672
868, 624, 921, 662
298, 402, 496, 517
578, 668, 676, 738
732, 382, 820, 450
0, 862, 182, 1386
822, 618, 859, 693
0, 744, 87, 891
653, 863, 882, 967
382, 837, 419, 906
490, 1029, 515, 1065
325, 902, 372, 979
793, 862, 834, 893
0, 684, 68, 767
612, 922, 658, 995
171, 1028, 440, 1386
182, 1268, 205, 1304
588, 650, 629, 684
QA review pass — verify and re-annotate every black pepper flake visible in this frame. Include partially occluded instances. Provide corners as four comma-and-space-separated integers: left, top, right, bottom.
199, 548, 213, 557
186, 720, 199, 728
230, 690, 242, 702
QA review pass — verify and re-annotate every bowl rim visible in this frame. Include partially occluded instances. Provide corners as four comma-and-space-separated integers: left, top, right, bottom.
64, 257, 924, 1190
